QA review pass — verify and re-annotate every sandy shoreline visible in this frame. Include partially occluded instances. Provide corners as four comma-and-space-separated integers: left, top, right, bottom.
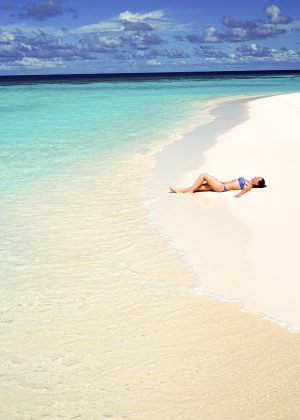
148, 92, 300, 330
2, 93, 300, 419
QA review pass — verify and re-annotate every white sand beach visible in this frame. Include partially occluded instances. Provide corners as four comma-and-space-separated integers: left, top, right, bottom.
149, 92, 300, 330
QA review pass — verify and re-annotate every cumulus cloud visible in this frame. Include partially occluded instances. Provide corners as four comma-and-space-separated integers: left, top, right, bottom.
186, 26, 219, 43
0, 29, 92, 65
121, 20, 154, 32
221, 22, 286, 42
186, 22, 286, 44
0, 6, 165, 70
0, 32, 69, 69
0, 30, 15, 43
235, 43, 299, 63
0, 56, 66, 70
201, 26, 220, 42
16, 0, 77, 21
185, 4, 291, 44
0, 25, 163, 70
132, 41, 300, 66
235, 43, 273, 58
221, 16, 258, 29
1, 4, 298, 71
264, 5, 292, 24
128, 32, 164, 50
192, 42, 300, 64
194, 45, 231, 59
16, 56, 64, 67
79, 33, 124, 53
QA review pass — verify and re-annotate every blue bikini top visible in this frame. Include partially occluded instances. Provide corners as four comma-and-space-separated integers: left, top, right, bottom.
238, 177, 246, 190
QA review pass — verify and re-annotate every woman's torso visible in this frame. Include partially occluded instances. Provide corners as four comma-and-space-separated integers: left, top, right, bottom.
224, 177, 249, 191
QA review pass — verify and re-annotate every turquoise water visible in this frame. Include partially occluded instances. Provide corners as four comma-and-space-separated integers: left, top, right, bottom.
1, 74, 300, 200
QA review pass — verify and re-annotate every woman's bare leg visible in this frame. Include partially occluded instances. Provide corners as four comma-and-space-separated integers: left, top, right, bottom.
195, 183, 213, 192
170, 173, 223, 193
170, 186, 195, 193
171, 183, 212, 193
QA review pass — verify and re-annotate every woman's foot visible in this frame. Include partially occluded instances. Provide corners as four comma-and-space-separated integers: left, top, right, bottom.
170, 186, 181, 193
170, 186, 193, 194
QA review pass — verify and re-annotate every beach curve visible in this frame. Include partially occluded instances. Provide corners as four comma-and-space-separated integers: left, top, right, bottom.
148, 92, 300, 331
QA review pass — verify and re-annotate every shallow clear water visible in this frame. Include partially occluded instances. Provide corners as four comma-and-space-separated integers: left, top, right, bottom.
0, 74, 300, 418
1, 74, 300, 201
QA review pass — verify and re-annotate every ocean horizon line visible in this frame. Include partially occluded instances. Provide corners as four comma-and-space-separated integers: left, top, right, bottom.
1, 68, 300, 84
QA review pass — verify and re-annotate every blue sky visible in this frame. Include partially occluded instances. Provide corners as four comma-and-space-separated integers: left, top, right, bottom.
0, 0, 300, 74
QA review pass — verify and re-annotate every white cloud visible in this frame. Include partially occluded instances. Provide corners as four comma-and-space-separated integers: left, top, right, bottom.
71, 21, 122, 34
153, 20, 191, 32
71, 8, 185, 35
118, 10, 164, 22
0, 56, 65, 69
202, 26, 219, 42
19, 56, 64, 67
0, 31, 15, 42
273, 48, 299, 62
72, 10, 164, 35
264, 5, 291, 24
95, 35, 123, 47
193, 42, 300, 65
146, 58, 161, 65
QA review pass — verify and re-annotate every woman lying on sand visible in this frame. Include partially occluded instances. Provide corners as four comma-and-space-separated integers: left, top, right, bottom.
170, 173, 266, 198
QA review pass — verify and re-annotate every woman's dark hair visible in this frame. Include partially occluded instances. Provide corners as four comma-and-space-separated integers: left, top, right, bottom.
253, 178, 266, 188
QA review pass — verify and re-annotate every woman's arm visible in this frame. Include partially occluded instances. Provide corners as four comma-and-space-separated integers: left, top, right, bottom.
234, 185, 252, 198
